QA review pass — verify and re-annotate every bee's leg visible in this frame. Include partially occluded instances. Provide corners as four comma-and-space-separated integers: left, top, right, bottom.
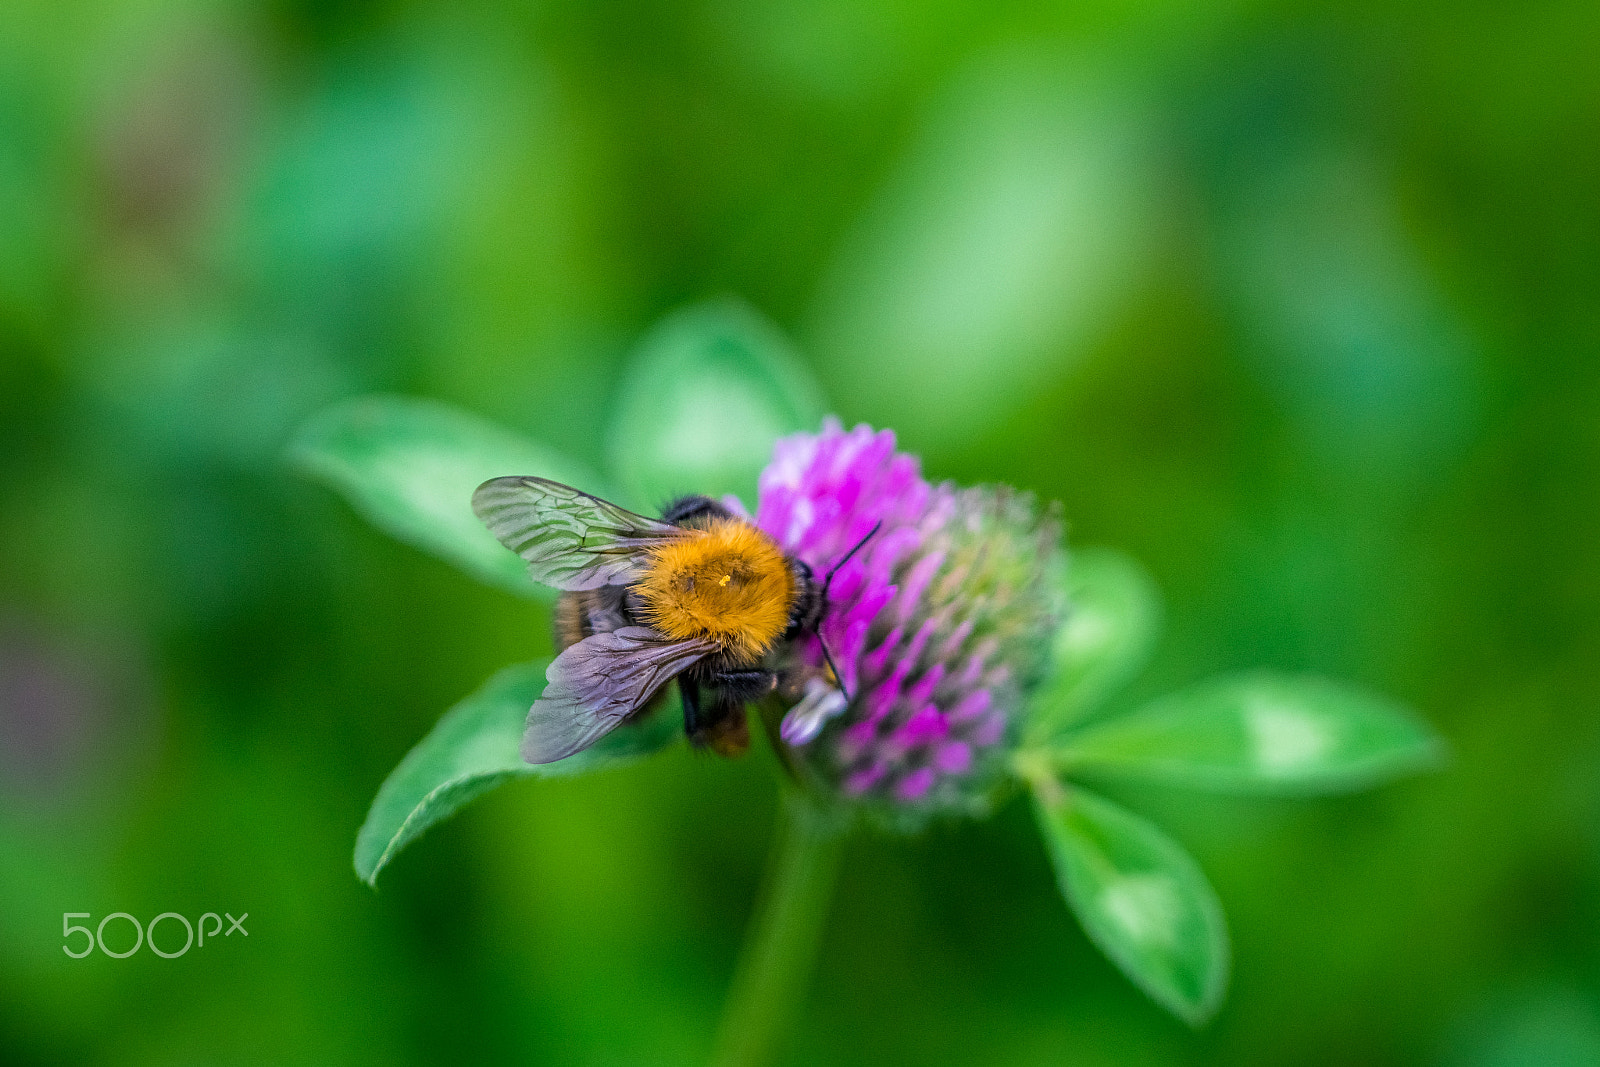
679, 675, 703, 739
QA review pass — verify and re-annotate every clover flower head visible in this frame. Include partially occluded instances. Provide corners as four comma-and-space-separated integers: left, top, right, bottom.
756, 418, 1065, 817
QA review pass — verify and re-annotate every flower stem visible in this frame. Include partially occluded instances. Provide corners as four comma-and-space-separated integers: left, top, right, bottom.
710, 790, 846, 1067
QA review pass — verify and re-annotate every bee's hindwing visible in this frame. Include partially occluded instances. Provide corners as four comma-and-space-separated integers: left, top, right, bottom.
522, 626, 717, 764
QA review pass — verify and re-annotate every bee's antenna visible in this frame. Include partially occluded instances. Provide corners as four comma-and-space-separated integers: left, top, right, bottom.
820, 520, 883, 602
810, 520, 882, 704
817, 634, 850, 702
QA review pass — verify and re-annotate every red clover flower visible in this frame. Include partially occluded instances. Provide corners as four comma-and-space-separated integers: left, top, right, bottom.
758, 419, 1064, 815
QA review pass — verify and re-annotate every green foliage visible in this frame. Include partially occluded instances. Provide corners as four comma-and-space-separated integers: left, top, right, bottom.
1034, 784, 1229, 1026
811, 51, 1162, 448
607, 297, 825, 512
15, 0, 1574, 1050
1027, 546, 1162, 740
291, 395, 600, 598
355, 660, 681, 886
1055, 672, 1444, 794
1018, 553, 1441, 1022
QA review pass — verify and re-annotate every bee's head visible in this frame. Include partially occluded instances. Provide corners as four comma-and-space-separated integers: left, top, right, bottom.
790, 520, 883, 699
787, 558, 825, 635
659, 494, 731, 529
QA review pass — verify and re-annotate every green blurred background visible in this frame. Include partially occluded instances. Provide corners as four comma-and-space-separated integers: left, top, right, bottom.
3, 0, 1599, 1063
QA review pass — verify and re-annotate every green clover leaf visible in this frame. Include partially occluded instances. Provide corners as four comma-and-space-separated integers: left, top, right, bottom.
1055, 672, 1444, 794
355, 661, 681, 885
292, 394, 600, 598
1034, 781, 1229, 1025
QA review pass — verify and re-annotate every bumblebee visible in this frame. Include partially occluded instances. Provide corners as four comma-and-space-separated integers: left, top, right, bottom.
473, 478, 860, 763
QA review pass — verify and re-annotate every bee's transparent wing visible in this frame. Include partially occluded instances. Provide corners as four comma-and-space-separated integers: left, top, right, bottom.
472, 476, 683, 591
522, 626, 716, 764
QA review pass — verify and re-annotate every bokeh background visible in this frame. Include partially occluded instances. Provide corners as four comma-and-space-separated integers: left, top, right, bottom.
4, 0, 1600, 1063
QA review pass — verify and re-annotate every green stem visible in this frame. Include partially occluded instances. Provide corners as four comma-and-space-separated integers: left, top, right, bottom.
710, 790, 847, 1067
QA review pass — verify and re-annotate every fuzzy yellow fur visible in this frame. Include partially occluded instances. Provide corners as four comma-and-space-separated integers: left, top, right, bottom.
636, 518, 794, 660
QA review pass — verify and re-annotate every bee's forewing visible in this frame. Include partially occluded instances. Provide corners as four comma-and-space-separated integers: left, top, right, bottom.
521, 626, 717, 764
472, 476, 684, 592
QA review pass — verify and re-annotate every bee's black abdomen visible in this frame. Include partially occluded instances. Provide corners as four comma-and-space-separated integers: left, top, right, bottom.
700, 692, 751, 757
681, 675, 752, 757
553, 585, 632, 651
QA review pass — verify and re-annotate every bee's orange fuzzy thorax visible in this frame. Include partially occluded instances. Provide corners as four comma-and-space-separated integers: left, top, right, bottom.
636, 519, 794, 660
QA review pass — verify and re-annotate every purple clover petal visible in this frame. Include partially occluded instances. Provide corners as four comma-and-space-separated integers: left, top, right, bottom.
894, 767, 936, 802
934, 742, 973, 774
757, 420, 1065, 817
780, 678, 849, 746
892, 705, 949, 749
845, 762, 887, 795
948, 688, 992, 723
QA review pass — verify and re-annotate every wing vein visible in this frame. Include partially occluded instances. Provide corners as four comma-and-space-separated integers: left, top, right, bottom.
472, 477, 686, 591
